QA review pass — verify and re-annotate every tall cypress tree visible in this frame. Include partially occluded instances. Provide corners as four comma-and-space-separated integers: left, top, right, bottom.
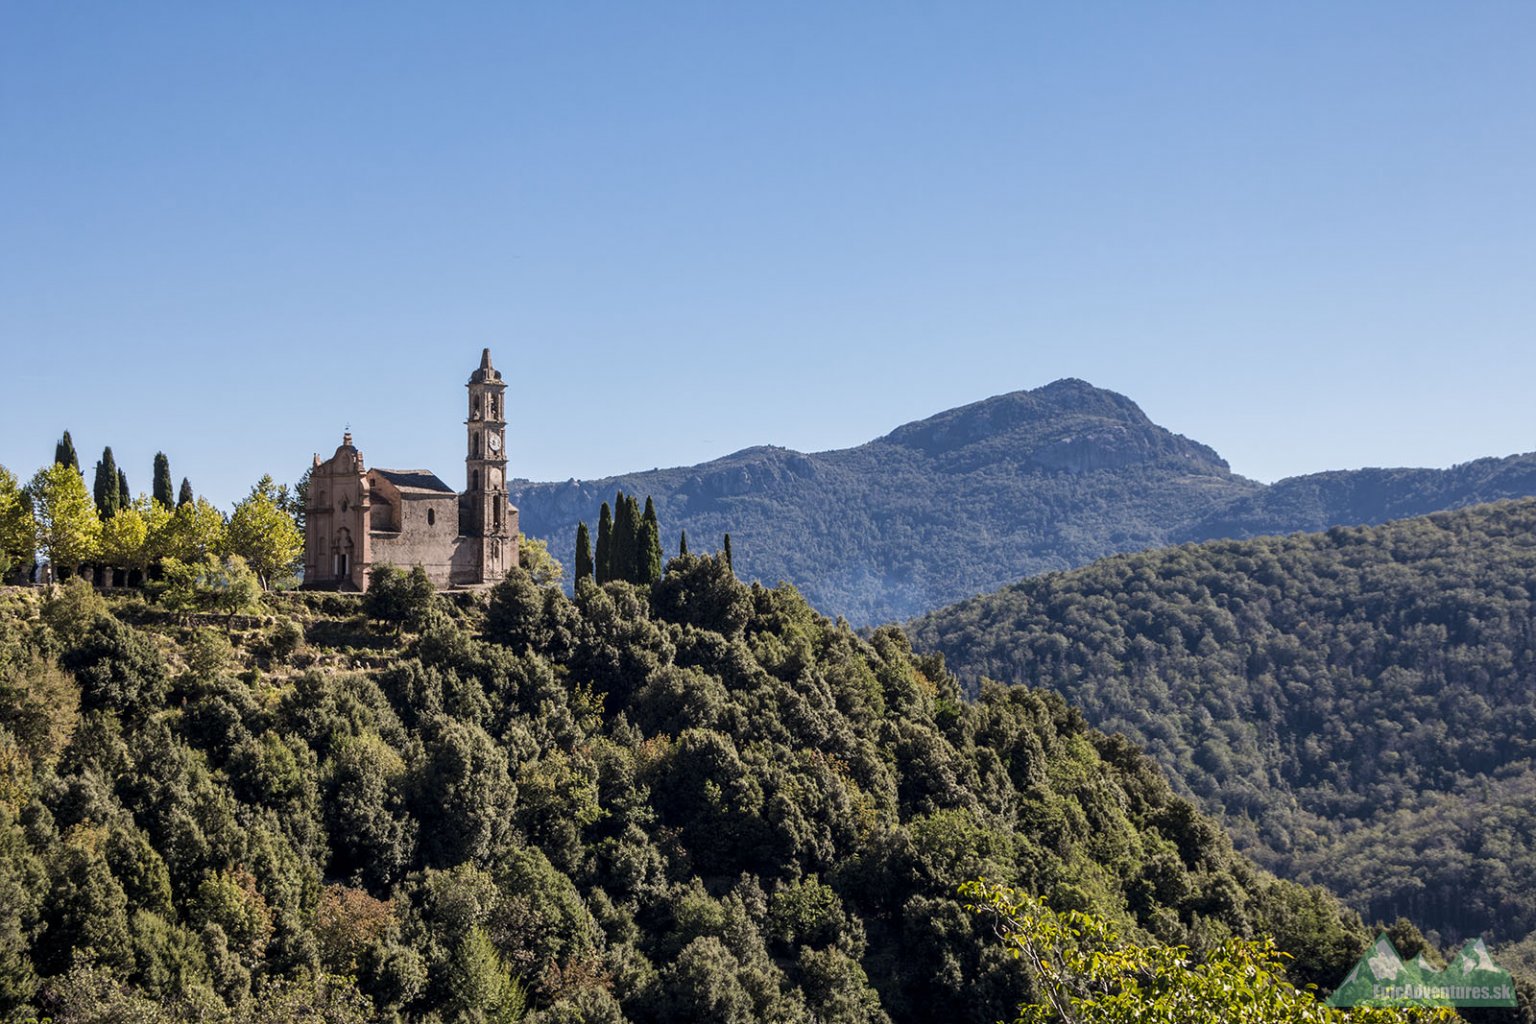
595, 502, 613, 584
640, 497, 662, 584
574, 521, 593, 583
177, 478, 194, 508
723, 533, 733, 572
679, 530, 688, 557
116, 469, 129, 509
92, 447, 121, 519
153, 452, 174, 508
54, 431, 79, 471
612, 491, 634, 583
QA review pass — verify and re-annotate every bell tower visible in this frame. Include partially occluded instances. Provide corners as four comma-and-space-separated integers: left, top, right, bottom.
464, 347, 511, 580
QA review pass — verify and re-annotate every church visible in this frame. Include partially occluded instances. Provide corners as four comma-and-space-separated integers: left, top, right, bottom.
302, 349, 519, 591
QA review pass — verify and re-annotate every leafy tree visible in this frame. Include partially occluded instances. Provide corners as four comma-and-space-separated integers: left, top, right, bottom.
162, 497, 226, 562
177, 477, 195, 508
60, 614, 170, 721
99, 501, 150, 574
30, 462, 101, 577
158, 555, 262, 623
92, 446, 121, 520
226, 475, 303, 590
639, 496, 663, 585
518, 533, 565, 587
54, 431, 79, 471
152, 452, 174, 509
366, 565, 438, 632
961, 880, 1450, 1024
0, 467, 36, 579
722, 533, 733, 572
595, 502, 613, 585
574, 521, 593, 584
679, 529, 688, 557
117, 468, 130, 510
445, 925, 526, 1024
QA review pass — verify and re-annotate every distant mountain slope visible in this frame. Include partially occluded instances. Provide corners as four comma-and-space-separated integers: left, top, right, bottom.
908, 499, 1536, 946
512, 379, 1536, 625
513, 380, 1260, 624
1181, 454, 1536, 542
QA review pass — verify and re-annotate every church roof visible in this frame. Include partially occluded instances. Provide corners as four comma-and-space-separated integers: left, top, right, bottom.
373, 469, 456, 495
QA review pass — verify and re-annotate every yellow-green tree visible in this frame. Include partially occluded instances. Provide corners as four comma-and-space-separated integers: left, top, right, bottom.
0, 467, 36, 578
98, 501, 149, 576
960, 880, 1453, 1024
29, 463, 100, 578
225, 475, 302, 590
162, 497, 226, 564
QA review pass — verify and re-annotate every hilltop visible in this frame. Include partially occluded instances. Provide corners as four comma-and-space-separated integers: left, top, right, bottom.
0, 561, 1382, 1022
909, 499, 1536, 950
511, 381, 1536, 625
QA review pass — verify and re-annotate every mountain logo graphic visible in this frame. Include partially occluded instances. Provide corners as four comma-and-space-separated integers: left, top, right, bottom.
1327, 933, 1516, 1008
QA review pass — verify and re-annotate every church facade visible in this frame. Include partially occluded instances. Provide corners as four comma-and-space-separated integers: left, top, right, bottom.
302, 349, 519, 591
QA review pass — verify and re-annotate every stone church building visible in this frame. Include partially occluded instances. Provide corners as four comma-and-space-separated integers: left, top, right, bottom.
302, 349, 519, 591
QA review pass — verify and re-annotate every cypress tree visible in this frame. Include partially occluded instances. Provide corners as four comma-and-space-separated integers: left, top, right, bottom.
177, 478, 194, 508
612, 491, 634, 583
152, 452, 174, 508
640, 497, 662, 584
679, 530, 688, 557
595, 502, 613, 584
92, 447, 121, 519
116, 468, 129, 509
575, 521, 593, 583
723, 533, 733, 572
54, 431, 79, 471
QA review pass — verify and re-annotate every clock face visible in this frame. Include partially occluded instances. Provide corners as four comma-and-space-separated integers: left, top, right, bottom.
488, 432, 502, 453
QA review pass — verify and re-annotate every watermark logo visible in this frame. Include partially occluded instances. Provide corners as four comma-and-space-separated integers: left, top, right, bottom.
1327, 932, 1516, 1008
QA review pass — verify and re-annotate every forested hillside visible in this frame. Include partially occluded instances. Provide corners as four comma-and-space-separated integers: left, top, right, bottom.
0, 560, 1382, 1023
910, 499, 1536, 952
510, 380, 1536, 626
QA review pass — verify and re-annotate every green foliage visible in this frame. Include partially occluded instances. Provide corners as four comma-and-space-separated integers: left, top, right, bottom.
0, 466, 36, 579
366, 564, 439, 631
158, 554, 262, 621
518, 533, 565, 588
913, 500, 1536, 949
92, 446, 121, 520
54, 431, 79, 471
639, 497, 662, 586
962, 880, 1452, 1024
595, 502, 613, 585
152, 452, 174, 509
98, 501, 149, 571
30, 461, 101, 574
678, 529, 688, 557
0, 560, 1424, 1022
178, 477, 195, 508
226, 475, 304, 590
574, 521, 593, 584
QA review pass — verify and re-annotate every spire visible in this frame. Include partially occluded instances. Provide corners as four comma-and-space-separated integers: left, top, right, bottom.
480, 347, 493, 371
342, 430, 353, 447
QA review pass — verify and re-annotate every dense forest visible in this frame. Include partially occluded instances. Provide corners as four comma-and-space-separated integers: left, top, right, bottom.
510, 379, 1536, 625
0, 552, 1402, 1022
910, 499, 1536, 956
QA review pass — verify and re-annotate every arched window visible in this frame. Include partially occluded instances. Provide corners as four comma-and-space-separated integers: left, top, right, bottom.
427, 508, 436, 527
475, 433, 482, 458
473, 470, 480, 490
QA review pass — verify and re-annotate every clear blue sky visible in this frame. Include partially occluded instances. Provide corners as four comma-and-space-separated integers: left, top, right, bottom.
3, 3, 1533, 511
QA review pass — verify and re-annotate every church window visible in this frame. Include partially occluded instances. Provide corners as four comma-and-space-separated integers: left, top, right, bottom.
494, 503, 502, 529
491, 395, 499, 419
427, 508, 436, 526
473, 397, 481, 420
473, 470, 480, 490
475, 433, 482, 458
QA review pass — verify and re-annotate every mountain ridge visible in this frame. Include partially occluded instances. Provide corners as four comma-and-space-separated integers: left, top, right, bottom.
512, 380, 1536, 625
